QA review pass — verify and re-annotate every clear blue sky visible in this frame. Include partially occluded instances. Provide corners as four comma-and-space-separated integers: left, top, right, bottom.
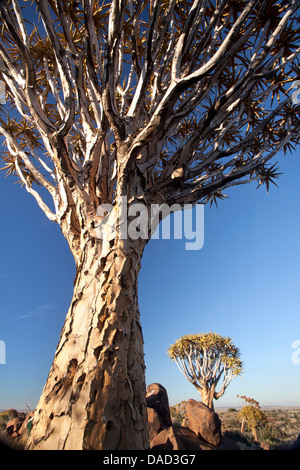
0, 146, 299, 411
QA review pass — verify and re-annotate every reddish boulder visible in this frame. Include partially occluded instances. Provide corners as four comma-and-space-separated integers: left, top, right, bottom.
5, 417, 25, 438
260, 441, 271, 450
150, 426, 185, 450
150, 426, 215, 450
146, 383, 172, 439
146, 385, 240, 451
146, 383, 172, 426
175, 426, 215, 450
185, 399, 222, 446
147, 408, 163, 441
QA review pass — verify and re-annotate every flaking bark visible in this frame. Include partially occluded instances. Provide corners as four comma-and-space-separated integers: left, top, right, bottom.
27, 235, 148, 450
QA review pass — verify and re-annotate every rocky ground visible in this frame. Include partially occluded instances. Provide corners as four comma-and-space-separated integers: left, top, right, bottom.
217, 407, 300, 449
1, 386, 300, 450
170, 401, 300, 450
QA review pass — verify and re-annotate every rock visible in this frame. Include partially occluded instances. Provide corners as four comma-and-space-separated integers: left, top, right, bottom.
176, 426, 216, 450
145, 385, 241, 451
185, 399, 222, 446
5, 417, 25, 437
260, 441, 271, 450
218, 435, 241, 450
146, 383, 172, 426
150, 426, 185, 450
146, 383, 172, 439
0, 432, 24, 450
290, 433, 300, 450
147, 408, 163, 441
150, 425, 241, 451
150, 425, 215, 450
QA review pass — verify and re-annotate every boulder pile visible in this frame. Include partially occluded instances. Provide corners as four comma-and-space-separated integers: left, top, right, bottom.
146, 383, 239, 450
3, 411, 34, 442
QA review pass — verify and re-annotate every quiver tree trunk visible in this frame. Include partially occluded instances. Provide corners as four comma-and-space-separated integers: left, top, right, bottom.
26, 233, 149, 450
199, 386, 215, 411
192, 380, 216, 410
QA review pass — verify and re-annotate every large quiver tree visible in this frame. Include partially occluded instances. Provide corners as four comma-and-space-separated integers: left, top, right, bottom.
0, 0, 299, 450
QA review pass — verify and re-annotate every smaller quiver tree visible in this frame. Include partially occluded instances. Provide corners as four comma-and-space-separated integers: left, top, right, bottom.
238, 395, 268, 442
169, 401, 188, 426
168, 332, 243, 410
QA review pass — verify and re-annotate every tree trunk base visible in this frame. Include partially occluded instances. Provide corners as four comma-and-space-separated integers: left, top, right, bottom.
26, 238, 149, 450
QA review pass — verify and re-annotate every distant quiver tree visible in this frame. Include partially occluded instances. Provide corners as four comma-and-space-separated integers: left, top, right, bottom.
168, 333, 243, 409
237, 395, 268, 442
0, 0, 299, 450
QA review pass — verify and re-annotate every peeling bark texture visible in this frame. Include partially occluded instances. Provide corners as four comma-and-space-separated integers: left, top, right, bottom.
26, 236, 148, 450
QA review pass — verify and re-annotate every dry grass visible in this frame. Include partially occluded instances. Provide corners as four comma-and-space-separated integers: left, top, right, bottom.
218, 408, 300, 449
